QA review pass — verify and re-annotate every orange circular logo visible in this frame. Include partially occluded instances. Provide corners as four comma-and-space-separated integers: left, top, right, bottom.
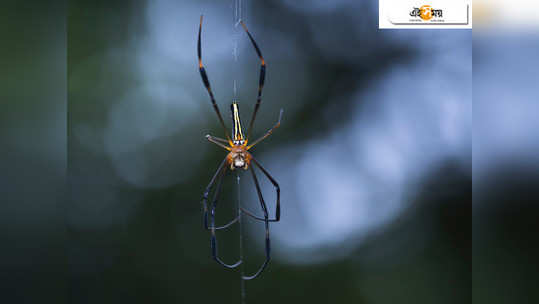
419, 5, 433, 21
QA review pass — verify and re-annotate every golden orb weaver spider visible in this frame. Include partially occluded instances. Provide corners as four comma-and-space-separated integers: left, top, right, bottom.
197, 16, 282, 280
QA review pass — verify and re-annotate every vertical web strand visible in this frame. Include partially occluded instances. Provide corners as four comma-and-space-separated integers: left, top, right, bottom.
233, 0, 246, 303
237, 172, 246, 304
232, 0, 241, 101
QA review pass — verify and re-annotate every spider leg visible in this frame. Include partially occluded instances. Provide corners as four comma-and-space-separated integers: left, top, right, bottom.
242, 166, 271, 280
247, 109, 283, 150
207, 135, 229, 144
240, 21, 266, 142
209, 165, 242, 269
201, 158, 239, 230
206, 135, 231, 151
240, 157, 280, 222
198, 15, 231, 142
202, 157, 226, 229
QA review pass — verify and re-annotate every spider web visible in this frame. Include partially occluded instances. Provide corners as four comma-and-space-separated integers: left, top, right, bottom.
233, 0, 246, 303
236, 172, 246, 304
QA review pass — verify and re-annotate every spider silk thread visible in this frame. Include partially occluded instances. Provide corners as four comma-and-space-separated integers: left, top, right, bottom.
233, 1, 247, 303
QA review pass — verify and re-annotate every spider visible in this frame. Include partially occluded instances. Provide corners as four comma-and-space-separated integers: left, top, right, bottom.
197, 16, 282, 280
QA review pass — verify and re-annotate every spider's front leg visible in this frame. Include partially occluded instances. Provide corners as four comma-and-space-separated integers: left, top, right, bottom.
241, 165, 271, 280
240, 157, 281, 223
201, 157, 238, 231
208, 165, 242, 269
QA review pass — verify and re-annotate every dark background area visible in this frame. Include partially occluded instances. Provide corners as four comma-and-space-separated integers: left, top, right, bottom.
1, 1, 66, 303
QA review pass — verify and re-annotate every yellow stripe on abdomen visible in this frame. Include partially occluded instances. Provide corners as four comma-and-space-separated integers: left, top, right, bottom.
231, 102, 244, 143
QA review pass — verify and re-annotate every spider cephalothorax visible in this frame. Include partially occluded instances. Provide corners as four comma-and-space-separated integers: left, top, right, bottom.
227, 145, 251, 170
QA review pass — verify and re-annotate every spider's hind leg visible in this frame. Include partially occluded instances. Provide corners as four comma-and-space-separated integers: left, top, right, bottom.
240, 21, 267, 142
198, 15, 232, 141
